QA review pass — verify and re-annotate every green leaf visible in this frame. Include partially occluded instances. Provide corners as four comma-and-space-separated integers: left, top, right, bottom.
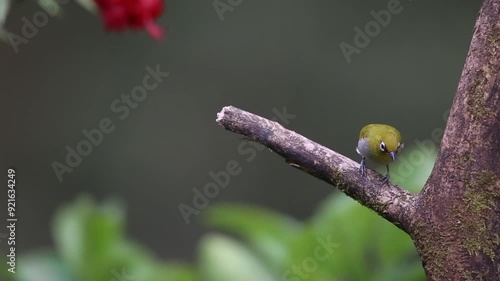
305, 193, 424, 280
52, 195, 129, 281
0, 0, 10, 27
296, 195, 372, 280
51, 195, 200, 281
199, 234, 278, 281
37, 0, 61, 17
379, 145, 438, 192
375, 259, 425, 281
0, 257, 16, 281
16, 251, 77, 281
74, 0, 97, 13
204, 204, 301, 270
154, 263, 198, 281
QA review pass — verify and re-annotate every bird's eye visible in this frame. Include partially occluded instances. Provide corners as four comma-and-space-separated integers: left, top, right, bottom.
398, 142, 404, 151
380, 142, 386, 152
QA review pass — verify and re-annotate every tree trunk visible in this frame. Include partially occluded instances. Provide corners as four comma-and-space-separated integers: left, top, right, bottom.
216, 0, 500, 279
410, 0, 500, 279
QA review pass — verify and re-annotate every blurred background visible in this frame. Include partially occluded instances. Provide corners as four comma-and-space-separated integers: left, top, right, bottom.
0, 0, 482, 280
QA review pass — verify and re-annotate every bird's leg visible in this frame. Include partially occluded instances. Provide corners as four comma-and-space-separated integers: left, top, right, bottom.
382, 164, 390, 183
359, 157, 366, 177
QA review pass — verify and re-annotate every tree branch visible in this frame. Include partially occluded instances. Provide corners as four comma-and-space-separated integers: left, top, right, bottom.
216, 106, 416, 233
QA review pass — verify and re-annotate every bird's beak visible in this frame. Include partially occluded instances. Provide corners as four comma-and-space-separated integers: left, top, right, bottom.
390, 152, 397, 161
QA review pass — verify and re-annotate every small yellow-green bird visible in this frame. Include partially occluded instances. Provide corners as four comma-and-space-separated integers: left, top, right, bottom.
356, 124, 404, 183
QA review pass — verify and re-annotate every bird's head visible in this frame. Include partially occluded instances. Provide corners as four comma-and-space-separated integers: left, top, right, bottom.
373, 132, 404, 163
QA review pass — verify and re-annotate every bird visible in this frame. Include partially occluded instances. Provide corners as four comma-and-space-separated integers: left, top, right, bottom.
356, 124, 404, 183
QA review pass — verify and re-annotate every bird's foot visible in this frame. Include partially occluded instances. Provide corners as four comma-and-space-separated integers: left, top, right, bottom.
359, 158, 366, 177
382, 172, 390, 184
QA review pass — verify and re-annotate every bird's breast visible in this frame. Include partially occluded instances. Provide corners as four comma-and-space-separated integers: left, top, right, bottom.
356, 138, 371, 157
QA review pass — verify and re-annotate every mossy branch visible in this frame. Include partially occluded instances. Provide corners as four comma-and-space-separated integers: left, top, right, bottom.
216, 106, 416, 233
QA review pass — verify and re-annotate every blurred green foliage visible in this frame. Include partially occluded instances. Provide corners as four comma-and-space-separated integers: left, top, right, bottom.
0, 0, 96, 42
15, 196, 196, 281
15, 146, 434, 281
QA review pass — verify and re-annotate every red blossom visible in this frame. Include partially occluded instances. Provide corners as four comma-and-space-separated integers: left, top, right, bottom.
94, 0, 165, 40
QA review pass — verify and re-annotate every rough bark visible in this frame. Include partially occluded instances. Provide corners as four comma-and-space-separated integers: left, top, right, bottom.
410, 0, 500, 279
216, 0, 499, 279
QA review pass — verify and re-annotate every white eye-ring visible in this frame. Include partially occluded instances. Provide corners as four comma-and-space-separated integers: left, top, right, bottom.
380, 141, 386, 152
398, 142, 404, 151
